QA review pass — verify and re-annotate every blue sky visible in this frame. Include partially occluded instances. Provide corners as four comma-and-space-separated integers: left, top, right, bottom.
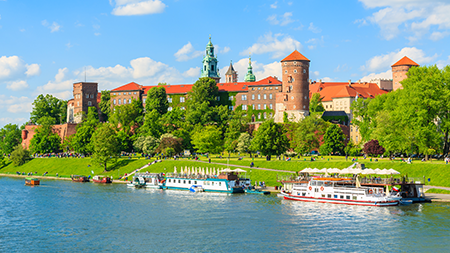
1, 0, 450, 128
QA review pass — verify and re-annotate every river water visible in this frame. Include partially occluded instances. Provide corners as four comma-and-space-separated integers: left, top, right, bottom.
1, 177, 449, 252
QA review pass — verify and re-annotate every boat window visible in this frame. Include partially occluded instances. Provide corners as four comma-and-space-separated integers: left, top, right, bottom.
194, 181, 197, 184
334, 195, 338, 198
168, 179, 171, 183
340, 195, 344, 199
219, 182, 221, 186
352, 196, 357, 200
178, 180, 180, 183
327, 194, 331, 198
315, 188, 319, 192
346, 196, 351, 200
321, 194, 325, 198
317, 181, 324, 186
188, 180, 191, 184
183, 180, 186, 184
302, 193, 306, 196
311, 181, 317, 186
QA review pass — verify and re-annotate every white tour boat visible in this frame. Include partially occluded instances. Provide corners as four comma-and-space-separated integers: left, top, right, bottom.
127, 173, 164, 189
283, 177, 401, 207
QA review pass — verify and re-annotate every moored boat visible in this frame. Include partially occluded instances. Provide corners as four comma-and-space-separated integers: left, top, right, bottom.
25, 177, 40, 186
283, 177, 401, 207
127, 173, 163, 189
92, 175, 112, 184
245, 186, 270, 195
71, 175, 89, 182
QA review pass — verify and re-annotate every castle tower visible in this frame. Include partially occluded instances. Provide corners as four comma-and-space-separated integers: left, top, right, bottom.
225, 61, 238, 83
68, 82, 98, 123
200, 36, 220, 83
391, 56, 419, 91
274, 50, 310, 123
244, 56, 256, 82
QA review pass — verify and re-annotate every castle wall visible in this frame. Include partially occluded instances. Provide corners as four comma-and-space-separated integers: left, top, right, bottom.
21, 123, 78, 151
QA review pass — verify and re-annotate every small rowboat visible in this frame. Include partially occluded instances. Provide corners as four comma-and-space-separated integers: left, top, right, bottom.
245, 187, 270, 195
71, 175, 89, 182
25, 177, 40, 186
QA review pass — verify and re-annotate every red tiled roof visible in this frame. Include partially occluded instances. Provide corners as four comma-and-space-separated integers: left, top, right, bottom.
281, 50, 310, 62
111, 82, 142, 91
310, 81, 388, 102
391, 56, 419, 67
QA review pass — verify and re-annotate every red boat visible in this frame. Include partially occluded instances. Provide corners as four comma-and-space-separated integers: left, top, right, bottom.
92, 175, 112, 183
71, 175, 89, 182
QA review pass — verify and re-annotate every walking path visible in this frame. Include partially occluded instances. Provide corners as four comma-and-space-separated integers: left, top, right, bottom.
192, 160, 296, 173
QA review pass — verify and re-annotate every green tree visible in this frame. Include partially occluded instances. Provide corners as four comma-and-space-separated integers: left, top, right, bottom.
133, 136, 160, 154
146, 85, 169, 115
191, 125, 223, 154
98, 90, 111, 122
139, 109, 165, 138
10, 144, 30, 166
309, 93, 325, 113
319, 124, 345, 155
29, 116, 61, 154
237, 132, 253, 156
156, 134, 184, 155
224, 110, 248, 153
187, 77, 219, 107
0, 124, 22, 154
110, 98, 144, 135
30, 94, 67, 124
251, 119, 289, 160
290, 115, 329, 155
71, 107, 99, 155
91, 123, 120, 171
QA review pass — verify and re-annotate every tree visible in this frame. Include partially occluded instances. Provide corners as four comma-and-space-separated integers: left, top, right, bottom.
319, 124, 345, 155
71, 107, 99, 155
110, 98, 144, 135
237, 132, 253, 156
344, 142, 362, 157
251, 119, 289, 160
30, 94, 67, 124
156, 135, 184, 155
139, 109, 165, 138
133, 136, 159, 154
224, 110, 248, 153
98, 90, 111, 122
10, 144, 30, 166
290, 115, 329, 155
146, 85, 169, 115
309, 93, 325, 113
191, 125, 223, 154
29, 116, 61, 154
91, 123, 120, 171
187, 77, 219, 107
0, 124, 22, 154
363, 139, 385, 157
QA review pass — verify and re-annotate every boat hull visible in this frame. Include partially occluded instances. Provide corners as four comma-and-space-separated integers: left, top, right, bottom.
25, 178, 40, 186
284, 194, 399, 207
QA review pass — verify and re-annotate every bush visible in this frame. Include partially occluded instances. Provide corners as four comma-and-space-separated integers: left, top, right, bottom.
10, 144, 30, 166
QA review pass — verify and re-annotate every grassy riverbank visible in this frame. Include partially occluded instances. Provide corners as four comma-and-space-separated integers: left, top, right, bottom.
1, 155, 449, 187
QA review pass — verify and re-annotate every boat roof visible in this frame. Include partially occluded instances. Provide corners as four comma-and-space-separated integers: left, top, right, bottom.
312, 177, 352, 181
25, 177, 39, 180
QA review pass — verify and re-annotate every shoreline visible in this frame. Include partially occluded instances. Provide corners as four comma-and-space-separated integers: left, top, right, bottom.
0, 173, 128, 184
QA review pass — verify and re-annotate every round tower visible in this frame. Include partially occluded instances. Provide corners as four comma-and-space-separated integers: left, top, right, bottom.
391, 56, 419, 91
274, 50, 310, 122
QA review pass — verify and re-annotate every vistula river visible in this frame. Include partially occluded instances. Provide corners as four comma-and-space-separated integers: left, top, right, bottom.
1, 177, 450, 252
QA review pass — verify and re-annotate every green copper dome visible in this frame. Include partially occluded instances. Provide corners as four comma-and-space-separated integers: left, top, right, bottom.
244, 56, 256, 82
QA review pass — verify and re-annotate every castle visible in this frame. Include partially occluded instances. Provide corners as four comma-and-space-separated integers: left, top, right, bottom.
22, 38, 419, 149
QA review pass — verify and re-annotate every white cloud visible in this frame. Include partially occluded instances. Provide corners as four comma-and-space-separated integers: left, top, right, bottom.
436, 55, 450, 69
322, 77, 333, 82
26, 64, 40, 77
360, 69, 393, 82
220, 58, 282, 82
308, 22, 321, 33
359, 0, 450, 40
41, 20, 48, 26
0, 95, 33, 114
0, 56, 39, 82
270, 1, 277, 9
183, 67, 200, 78
112, 0, 166, 16
313, 71, 319, 77
221, 46, 230, 54
267, 12, 294, 26
49, 22, 61, 32
174, 42, 203, 62
360, 47, 437, 72
430, 31, 450, 41
7, 80, 29, 91
35, 68, 77, 99
0, 117, 28, 127
241, 33, 302, 59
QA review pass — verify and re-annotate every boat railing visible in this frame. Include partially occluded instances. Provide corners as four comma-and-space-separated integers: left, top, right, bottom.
166, 173, 220, 180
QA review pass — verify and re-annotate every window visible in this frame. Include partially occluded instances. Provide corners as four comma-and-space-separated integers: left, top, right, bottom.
113, 99, 116, 105
258, 104, 261, 110
269, 104, 273, 109
88, 101, 92, 106
258, 113, 261, 119
303, 69, 306, 73
252, 104, 255, 110
90, 94, 94, 98
263, 94, 267, 99
269, 94, 272, 99
242, 105, 247, 110
168, 107, 173, 111
128, 98, 131, 104
263, 104, 267, 109
143, 98, 146, 104
128, 92, 131, 95
264, 112, 267, 119
181, 107, 185, 110
275, 87, 278, 90
356, 136, 358, 142
77, 101, 80, 106
269, 87, 273, 90
86, 94, 89, 98
284, 70, 287, 74
252, 94, 255, 100
113, 93, 116, 96
180, 97, 185, 103
229, 96, 234, 101
229, 105, 234, 110
258, 87, 261, 90
118, 93, 121, 95
242, 95, 247, 101
211, 65, 214, 71
134, 92, 136, 95
294, 69, 297, 73
346, 196, 351, 200
257, 94, 261, 100
217, 96, 220, 101
294, 61, 297, 65
118, 99, 122, 104
168, 97, 172, 103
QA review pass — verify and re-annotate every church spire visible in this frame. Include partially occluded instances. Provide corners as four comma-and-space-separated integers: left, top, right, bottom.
225, 60, 237, 83
244, 55, 256, 82
201, 36, 220, 83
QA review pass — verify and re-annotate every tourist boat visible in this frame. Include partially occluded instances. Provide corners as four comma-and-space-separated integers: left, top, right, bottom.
92, 175, 112, 184
25, 177, 40, 186
189, 185, 205, 192
164, 167, 247, 194
245, 186, 270, 195
127, 173, 163, 189
71, 175, 89, 182
283, 177, 401, 207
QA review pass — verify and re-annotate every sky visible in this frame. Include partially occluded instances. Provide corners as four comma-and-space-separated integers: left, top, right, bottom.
1, 0, 450, 128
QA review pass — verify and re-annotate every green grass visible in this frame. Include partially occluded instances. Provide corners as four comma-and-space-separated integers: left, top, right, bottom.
426, 188, 450, 194
2, 155, 450, 187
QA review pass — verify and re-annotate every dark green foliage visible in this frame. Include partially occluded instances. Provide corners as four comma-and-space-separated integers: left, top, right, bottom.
291, 115, 329, 155
0, 124, 22, 154
187, 77, 219, 107
98, 90, 111, 122
133, 136, 159, 154
10, 144, 30, 166
29, 116, 61, 154
191, 125, 223, 153
146, 85, 169, 115
71, 107, 99, 155
319, 124, 345, 155
251, 119, 289, 159
156, 136, 183, 154
30, 94, 67, 124
309, 93, 325, 113
91, 123, 120, 171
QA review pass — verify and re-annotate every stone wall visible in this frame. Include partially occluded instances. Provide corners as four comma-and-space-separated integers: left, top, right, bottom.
21, 123, 78, 150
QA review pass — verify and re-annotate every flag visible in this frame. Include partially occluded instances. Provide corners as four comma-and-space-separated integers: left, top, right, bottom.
393, 186, 400, 192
